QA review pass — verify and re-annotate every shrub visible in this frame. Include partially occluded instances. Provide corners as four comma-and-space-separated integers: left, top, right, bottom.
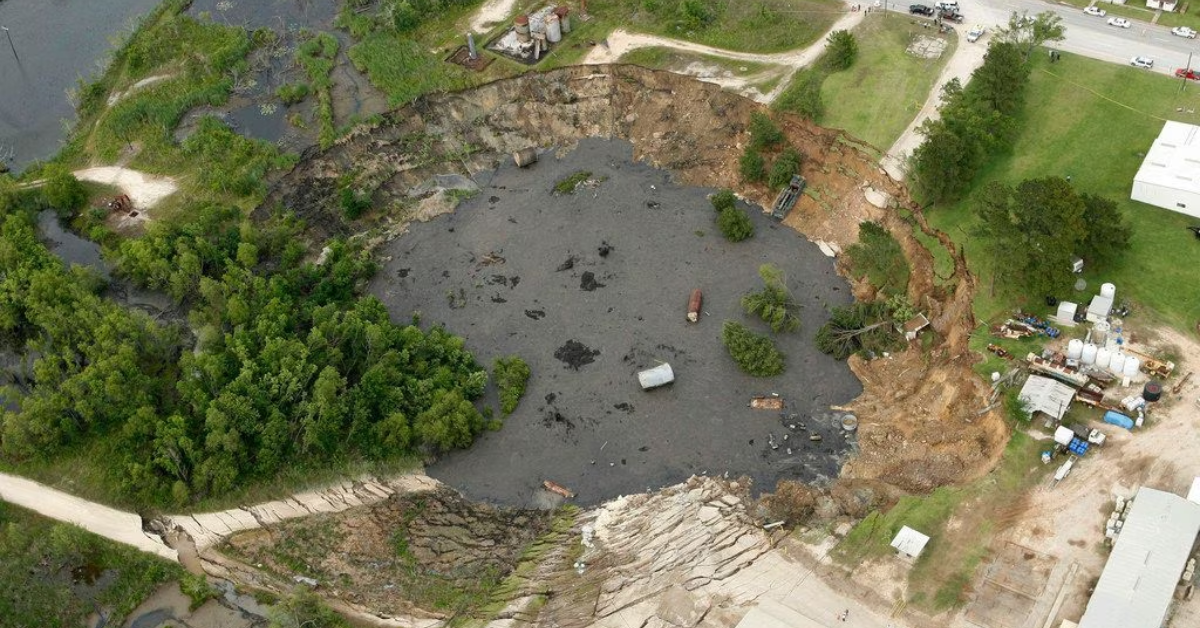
721, 321, 785, 376
493, 356, 531, 415
768, 147, 803, 188
823, 30, 858, 72
845, 221, 910, 295
340, 187, 371, 219
748, 111, 784, 149
42, 167, 88, 212
739, 146, 766, 183
710, 189, 737, 212
717, 206, 754, 242
276, 82, 310, 105
742, 264, 800, 333
554, 170, 591, 194
775, 70, 825, 121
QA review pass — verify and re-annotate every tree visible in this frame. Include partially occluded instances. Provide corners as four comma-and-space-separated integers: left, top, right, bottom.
741, 264, 801, 333
1079, 194, 1132, 266
739, 146, 766, 182
721, 321, 785, 376
845, 221, 910, 295
996, 10, 1065, 59
974, 177, 1087, 296
41, 167, 88, 212
967, 42, 1030, 117
815, 301, 901, 360
413, 389, 484, 452
710, 189, 737, 212
823, 30, 858, 72
493, 356, 531, 415
748, 111, 784, 149
717, 206, 754, 242
769, 147, 803, 188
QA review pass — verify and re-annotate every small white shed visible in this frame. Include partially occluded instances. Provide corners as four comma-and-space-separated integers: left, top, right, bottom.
891, 525, 930, 559
1087, 295, 1113, 323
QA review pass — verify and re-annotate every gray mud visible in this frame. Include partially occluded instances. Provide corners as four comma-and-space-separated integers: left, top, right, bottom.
370, 139, 862, 507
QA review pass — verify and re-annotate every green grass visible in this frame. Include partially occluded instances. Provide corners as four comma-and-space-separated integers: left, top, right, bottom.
296, 32, 340, 148
926, 51, 1200, 332
834, 431, 1051, 612
818, 16, 956, 150
554, 170, 593, 194
0, 501, 184, 626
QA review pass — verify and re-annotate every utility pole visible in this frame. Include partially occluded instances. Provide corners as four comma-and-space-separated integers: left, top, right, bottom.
1, 27, 17, 64
1183, 51, 1193, 93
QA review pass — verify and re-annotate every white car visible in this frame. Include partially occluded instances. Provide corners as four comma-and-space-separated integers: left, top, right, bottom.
1130, 56, 1154, 69
967, 25, 985, 43
1084, 6, 1106, 17
1172, 26, 1198, 38
1108, 17, 1131, 28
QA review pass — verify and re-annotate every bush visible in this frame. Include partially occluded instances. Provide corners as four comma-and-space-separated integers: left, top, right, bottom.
554, 170, 591, 194
823, 30, 858, 72
845, 221, 910, 295
768, 147, 803, 189
742, 264, 800, 333
815, 301, 903, 360
721, 321, 785, 376
276, 82, 310, 105
774, 70, 825, 121
748, 111, 784, 149
710, 189, 737, 212
340, 187, 371, 219
717, 206, 754, 242
493, 356, 531, 415
42, 167, 88, 212
739, 146, 766, 182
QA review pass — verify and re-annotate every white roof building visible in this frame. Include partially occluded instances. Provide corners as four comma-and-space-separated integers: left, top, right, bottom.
1132, 121, 1200, 219
1078, 487, 1200, 628
1018, 375, 1076, 423
890, 525, 930, 559
1087, 295, 1113, 323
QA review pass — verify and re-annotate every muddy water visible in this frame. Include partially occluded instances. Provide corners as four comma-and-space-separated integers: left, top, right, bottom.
0, 0, 162, 172
37, 210, 111, 280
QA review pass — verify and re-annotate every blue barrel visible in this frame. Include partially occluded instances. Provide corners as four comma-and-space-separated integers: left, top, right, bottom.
1103, 410, 1135, 430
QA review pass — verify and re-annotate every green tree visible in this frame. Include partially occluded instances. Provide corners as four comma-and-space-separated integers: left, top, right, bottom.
815, 301, 901, 360
823, 30, 858, 72
717, 206, 754, 242
748, 111, 784, 149
42, 167, 88, 212
741, 264, 801, 333
774, 71, 824, 121
997, 10, 1065, 59
721, 321, 785, 376
769, 147, 803, 189
968, 42, 1030, 118
710, 189, 737, 212
845, 221, 910, 294
493, 356, 531, 415
739, 146, 766, 182
974, 177, 1087, 296
268, 588, 352, 628
413, 389, 484, 452
1079, 194, 1132, 266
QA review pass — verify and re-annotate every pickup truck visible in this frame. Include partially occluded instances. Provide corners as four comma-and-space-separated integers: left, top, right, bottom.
966, 25, 985, 42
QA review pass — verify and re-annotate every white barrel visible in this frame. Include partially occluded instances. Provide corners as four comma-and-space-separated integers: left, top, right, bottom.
1123, 356, 1140, 378
546, 13, 562, 43
638, 363, 674, 389
1096, 347, 1112, 369
1081, 343, 1098, 365
1101, 283, 1116, 299
1109, 352, 1127, 376
1067, 339, 1083, 360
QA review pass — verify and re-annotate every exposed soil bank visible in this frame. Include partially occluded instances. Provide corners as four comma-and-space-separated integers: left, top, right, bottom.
373, 138, 861, 507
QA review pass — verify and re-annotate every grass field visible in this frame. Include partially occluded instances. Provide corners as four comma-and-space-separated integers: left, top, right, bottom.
927, 51, 1200, 333
833, 431, 1051, 611
818, 16, 955, 150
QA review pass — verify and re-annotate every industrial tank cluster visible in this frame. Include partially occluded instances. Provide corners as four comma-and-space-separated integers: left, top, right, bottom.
488, 6, 574, 63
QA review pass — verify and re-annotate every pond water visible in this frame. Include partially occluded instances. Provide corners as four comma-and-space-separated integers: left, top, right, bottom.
37, 210, 110, 280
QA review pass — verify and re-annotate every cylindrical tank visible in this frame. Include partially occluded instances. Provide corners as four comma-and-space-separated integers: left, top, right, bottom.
1095, 347, 1112, 369
556, 6, 571, 33
687, 289, 703, 323
1093, 329, 1107, 346
545, 13, 562, 43
1144, 381, 1163, 402
512, 147, 538, 168
1067, 339, 1083, 360
515, 14, 531, 43
1108, 352, 1126, 376
1081, 343, 1098, 365
1101, 282, 1116, 299
1123, 356, 1140, 378
841, 414, 858, 432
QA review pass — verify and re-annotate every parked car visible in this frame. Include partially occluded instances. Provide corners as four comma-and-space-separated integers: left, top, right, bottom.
939, 9, 964, 22
967, 24, 985, 42
1083, 6, 1106, 17
934, 0, 959, 11
1176, 68, 1200, 81
1108, 17, 1131, 28
909, 3, 934, 15
1172, 26, 1198, 38
1131, 56, 1154, 69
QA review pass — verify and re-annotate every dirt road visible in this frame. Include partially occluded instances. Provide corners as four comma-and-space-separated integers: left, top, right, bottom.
73, 166, 178, 208
581, 9, 865, 103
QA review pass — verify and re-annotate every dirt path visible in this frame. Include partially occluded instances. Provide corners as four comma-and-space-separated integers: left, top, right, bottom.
469, 0, 519, 32
881, 34, 988, 181
106, 74, 174, 106
73, 166, 178, 209
581, 8, 865, 103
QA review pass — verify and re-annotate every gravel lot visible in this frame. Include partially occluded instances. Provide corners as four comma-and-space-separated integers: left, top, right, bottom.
370, 139, 862, 507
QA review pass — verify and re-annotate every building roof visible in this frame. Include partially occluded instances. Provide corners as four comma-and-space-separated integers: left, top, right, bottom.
890, 525, 930, 557
1088, 295, 1113, 318
1078, 487, 1200, 628
1018, 375, 1076, 422
1134, 121, 1200, 195
1189, 478, 1200, 506
735, 599, 826, 628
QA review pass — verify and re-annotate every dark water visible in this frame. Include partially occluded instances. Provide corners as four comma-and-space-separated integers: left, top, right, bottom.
37, 210, 111, 280
0, 0, 163, 172
187, 0, 339, 30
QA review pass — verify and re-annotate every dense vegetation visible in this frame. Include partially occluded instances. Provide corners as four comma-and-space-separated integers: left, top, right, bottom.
0, 501, 189, 627
740, 113, 805, 193
815, 301, 905, 360
721, 321, 785, 376
493, 356, 531, 416
774, 30, 859, 121
741, 264, 800, 333
711, 189, 754, 242
844, 221, 909, 295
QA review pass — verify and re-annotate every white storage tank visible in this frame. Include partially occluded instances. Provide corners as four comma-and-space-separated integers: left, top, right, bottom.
1109, 352, 1127, 376
1081, 343, 1098, 365
1067, 339, 1083, 360
637, 363, 674, 390
1123, 356, 1141, 378
1096, 347, 1112, 369
545, 13, 562, 43
1101, 282, 1116, 299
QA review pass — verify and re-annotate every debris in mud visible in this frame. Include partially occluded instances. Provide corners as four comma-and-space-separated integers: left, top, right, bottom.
397, 268, 411, 278
489, 196, 500, 203
580, 271, 605, 291
545, 393, 557, 403
491, 294, 508, 303
479, 251, 506, 265
556, 255, 578, 271
488, 274, 509, 286
542, 410, 575, 431
613, 402, 634, 414
555, 339, 599, 369
447, 288, 467, 309
525, 309, 546, 320
598, 241, 613, 257
646, 200, 661, 209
